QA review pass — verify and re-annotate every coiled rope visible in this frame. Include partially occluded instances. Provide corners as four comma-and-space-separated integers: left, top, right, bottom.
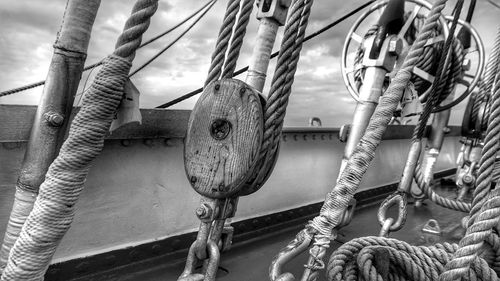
326, 26, 500, 281
440, 52, 500, 280
327, 234, 498, 281
0, 1, 158, 279
272, 1, 450, 280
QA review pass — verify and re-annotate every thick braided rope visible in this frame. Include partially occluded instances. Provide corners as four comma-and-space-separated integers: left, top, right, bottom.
267, 0, 313, 155
307, 0, 448, 246
260, 0, 312, 160
0, 1, 157, 280
414, 162, 471, 212
440, 188, 500, 280
204, 0, 240, 85
471, 27, 500, 124
468, 71, 500, 227
327, 236, 497, 281
221, 0, 255, 78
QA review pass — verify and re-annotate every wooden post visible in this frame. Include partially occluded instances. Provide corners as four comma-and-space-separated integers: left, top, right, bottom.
0, 0, 101, 272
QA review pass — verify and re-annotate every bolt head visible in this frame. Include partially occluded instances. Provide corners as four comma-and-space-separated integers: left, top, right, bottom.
44, 111, 64, 127
462, 59, 471, 71
388, 38, 403, 56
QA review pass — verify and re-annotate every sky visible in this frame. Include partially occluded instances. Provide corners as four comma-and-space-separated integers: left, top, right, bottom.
0, 0, 499, 127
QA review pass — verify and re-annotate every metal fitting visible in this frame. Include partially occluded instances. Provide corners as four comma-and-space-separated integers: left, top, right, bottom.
196, 203, 213, 220
257, 0, 292, 26
388, 37, 403, 56
44, 111, 64, 127
462, 58, 471, 71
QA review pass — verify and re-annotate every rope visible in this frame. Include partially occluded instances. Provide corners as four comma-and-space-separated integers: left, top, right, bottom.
156, 0, 376, 109
472, 27, 500, 124
439, 69, 500, 280
0, 1, 157, 279
261, 0, 314, 160
204, 0, 240, 85
271, 2, 450, 279
128, 0, 217, 77
327, 236, 497, 281
221, 0, 255, 78
0, 0, 214, 98
414, 162, 471, 212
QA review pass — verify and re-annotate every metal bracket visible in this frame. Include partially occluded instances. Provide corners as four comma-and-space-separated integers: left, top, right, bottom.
257, 0, 292, 25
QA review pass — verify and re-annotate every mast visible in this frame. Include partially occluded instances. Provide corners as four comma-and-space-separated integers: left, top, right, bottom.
0, 0, 101, 272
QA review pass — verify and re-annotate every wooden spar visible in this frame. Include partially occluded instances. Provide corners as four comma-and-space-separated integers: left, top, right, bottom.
0, 0, 101, 271
245, 0, 290, 93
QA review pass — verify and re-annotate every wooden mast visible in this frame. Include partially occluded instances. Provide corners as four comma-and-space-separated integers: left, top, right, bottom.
0, 0, 101, 272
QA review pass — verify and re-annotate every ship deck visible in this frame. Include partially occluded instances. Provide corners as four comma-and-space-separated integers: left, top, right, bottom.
74, 179, 465, 281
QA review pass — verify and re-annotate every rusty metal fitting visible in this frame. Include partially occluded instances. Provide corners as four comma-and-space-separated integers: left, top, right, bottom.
44, 111, 65, 127
257, 0, 292, 26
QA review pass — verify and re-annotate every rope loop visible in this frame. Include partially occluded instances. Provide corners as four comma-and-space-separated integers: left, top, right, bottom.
377, 191, 408, 232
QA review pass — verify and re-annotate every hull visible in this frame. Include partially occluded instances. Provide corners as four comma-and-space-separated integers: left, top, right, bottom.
0, 105, 460, 279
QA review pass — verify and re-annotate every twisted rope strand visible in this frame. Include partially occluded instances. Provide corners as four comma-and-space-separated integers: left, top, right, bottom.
204, 0, 240, 85
221, 0, 255, 78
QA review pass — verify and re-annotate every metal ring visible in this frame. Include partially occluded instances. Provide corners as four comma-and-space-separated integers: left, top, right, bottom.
377, 191, 408, 232
379, 217, 395, 237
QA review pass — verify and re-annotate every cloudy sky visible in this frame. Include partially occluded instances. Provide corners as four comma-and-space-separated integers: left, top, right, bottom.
0, 0, 499, 127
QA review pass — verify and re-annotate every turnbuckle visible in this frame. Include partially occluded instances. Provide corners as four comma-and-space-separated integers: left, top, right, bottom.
377, 191, 408, 236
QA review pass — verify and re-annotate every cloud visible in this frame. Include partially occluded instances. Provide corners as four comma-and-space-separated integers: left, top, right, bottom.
0, 0, 499, 127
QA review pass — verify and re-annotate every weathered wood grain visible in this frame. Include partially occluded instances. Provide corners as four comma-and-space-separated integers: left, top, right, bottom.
184, 79, 264, 198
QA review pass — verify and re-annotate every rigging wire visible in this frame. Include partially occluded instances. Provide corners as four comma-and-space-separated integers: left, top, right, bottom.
488, 0, 500, 9
156, 0, 376, 108
0, 0, 216, 97
129, 0, 217, 77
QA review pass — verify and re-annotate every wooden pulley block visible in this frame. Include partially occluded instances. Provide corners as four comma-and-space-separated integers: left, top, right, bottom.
237, 142, 280, 197
184, 78, 264, 199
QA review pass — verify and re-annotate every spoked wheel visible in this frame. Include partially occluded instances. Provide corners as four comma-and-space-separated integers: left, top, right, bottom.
341, 0, 450, 102
432, 17, 485, 112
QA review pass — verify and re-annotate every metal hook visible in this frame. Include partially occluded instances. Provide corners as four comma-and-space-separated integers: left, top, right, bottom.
269, 229, 313, 281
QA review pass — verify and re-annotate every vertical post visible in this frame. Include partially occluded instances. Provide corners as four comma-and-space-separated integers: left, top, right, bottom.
338, 36, 401, 178
245, 0, 290, 93
0, 0, 101, 272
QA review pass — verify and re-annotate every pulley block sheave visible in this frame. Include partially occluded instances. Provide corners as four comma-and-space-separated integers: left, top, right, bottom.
184, 78, 264, 199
